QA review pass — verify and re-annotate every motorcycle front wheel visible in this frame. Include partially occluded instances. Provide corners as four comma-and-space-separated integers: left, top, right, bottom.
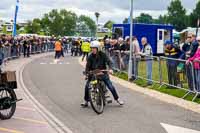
89, 87, 104, 114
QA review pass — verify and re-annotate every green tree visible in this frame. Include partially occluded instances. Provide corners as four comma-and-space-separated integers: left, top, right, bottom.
78, 15, 96, 36
154, 15, 169, 24
40, 9, 77, 36
104, 20, 115, 29
190, 1, 200, 27
167, 0, 187, 31
135, 13, 153, 24
24, 18, 41, 34
60, 9, 77, 36
123, 18, 128, 24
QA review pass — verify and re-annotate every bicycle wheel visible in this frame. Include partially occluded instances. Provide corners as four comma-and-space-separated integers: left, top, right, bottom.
0, 87, 17, 120
89, 87, 104, 114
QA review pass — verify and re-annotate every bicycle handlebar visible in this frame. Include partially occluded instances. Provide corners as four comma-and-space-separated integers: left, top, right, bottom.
83, 69, 110, 76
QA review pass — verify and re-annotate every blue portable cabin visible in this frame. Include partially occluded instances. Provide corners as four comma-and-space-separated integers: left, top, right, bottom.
112, 23, 174, 55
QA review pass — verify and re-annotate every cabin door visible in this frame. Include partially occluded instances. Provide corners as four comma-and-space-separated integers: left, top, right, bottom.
157, 29, 165, 54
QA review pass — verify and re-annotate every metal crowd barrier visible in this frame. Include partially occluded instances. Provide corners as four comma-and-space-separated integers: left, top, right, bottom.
0, 43, 55, 62
186, 60, 200, 101
109, 51, 200, 101
137, 55, 160, 84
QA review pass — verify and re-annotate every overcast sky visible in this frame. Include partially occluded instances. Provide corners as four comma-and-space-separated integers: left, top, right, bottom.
0, 0, 197, 23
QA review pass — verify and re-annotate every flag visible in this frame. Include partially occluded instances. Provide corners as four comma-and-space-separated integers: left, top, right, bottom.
12, 0, 19, 37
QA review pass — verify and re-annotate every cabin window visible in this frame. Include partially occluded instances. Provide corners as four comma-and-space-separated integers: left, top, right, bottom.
114, 27, 123, 38
159, 31, 163, 40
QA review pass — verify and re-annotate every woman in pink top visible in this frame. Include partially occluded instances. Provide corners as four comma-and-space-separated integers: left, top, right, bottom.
186, 37, 200, 92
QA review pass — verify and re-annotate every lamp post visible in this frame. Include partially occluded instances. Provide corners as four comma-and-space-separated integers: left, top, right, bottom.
196, 18, 200, 37
95, 12, 100, 39
128, 0, 134, 80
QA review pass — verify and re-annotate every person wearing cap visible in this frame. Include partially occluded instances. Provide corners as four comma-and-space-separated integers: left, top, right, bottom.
81, 39, 91, 61
164, 40, 180, 86
186, 36, 200, 92
81, 40, 124, 107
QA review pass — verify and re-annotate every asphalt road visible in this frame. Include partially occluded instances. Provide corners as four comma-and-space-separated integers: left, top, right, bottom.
23, 54, 200, 133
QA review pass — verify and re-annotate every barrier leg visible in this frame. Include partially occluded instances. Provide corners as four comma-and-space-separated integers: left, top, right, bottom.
182, 91, 191, 99
192, 93, 199, 102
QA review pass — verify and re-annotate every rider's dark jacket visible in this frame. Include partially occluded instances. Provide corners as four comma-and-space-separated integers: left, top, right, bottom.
85, 51, 113, 73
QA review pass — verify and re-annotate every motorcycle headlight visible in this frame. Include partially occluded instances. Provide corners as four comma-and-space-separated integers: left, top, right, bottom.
90, 80, 98, 85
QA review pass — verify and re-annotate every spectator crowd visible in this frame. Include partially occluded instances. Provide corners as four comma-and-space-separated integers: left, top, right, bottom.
1, 32, 200, 93
96, 33, 200, 93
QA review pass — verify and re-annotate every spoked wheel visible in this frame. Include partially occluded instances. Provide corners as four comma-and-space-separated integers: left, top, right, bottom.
89, 87, 104, 114
0, 87, 17, 120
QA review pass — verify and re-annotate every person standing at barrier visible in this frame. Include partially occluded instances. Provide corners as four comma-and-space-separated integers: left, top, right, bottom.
185, 33, 198, 91
16, 37, 21, 56
181, 33, 198, 90
23, 37, 30, 58
164, 40, 180, 86
180, 34, 193, 89
127, 37, 141, 80
104, 38, 111, 56
11, 37, 15, 56
109, 38, 121, 69
139, 37, 153, 85
121, 37, 131, 70
186, 36, 200, 92
81, 39, 91, 61
118, 37, 126, 70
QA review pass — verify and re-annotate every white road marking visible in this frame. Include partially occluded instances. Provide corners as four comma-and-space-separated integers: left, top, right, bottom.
40, 62, 47, 65
40, 62, 70, 65
161, 123, 200, 133
49, 62, 56, 65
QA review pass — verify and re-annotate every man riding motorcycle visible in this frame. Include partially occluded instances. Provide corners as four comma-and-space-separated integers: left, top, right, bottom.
81, 40, 124, 107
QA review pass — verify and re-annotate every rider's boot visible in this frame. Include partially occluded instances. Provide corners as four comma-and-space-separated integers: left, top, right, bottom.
81, 101, 89, 108
116, 98, 124, 106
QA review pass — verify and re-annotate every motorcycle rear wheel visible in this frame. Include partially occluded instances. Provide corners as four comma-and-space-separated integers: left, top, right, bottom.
0, 88, 16, 120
